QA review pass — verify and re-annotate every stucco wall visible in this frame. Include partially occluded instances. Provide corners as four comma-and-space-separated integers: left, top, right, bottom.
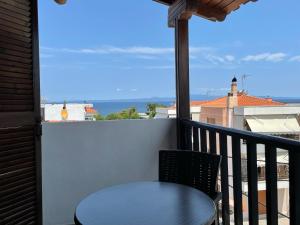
200, 107, 227, 126
42, 119, 177, 225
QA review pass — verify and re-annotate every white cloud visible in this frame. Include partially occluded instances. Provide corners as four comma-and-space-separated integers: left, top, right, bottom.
41, 45, 214, 56
116, 88, 123, 92
290, 55, 300, 62
144, 65, 174, 70
205, 55, 225, 64
136, 55, 158, 60
242, 52, 287, 62
225, 55, 235, 62
204, 54, 236, 65
130, 89, 138, 92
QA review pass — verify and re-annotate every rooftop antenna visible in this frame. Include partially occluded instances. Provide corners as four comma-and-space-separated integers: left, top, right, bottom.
241, 74, 251, 93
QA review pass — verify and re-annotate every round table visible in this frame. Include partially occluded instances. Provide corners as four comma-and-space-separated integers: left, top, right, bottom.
75, 182, 216, 225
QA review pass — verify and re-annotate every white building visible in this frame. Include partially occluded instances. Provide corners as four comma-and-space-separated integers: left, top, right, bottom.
156, 105, 201, 121
41, 103, 98, 122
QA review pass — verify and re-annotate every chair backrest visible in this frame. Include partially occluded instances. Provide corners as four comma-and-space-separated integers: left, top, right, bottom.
159, 150, 221, 198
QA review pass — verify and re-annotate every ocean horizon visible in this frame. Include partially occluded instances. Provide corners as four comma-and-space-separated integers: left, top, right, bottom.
46, 96, 300, 116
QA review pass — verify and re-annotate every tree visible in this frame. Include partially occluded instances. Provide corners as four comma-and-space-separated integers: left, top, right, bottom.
94, 113, 105, 121
106, 113, 122, 120
146, 103, 167, 118
105, 107, 141, 120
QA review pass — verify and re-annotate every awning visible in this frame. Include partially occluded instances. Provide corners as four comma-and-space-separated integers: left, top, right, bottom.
246, 116, 300, 134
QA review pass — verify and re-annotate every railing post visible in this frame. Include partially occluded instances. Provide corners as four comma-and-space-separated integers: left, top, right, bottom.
200, 129, 207, 153
289, 151, 300, 225
193, 127, 199, 151
265, 145, 278, 225
232, 136, 243, 225
209, 130, 216, 154
220, 134, 230, 225
247, 142, 258, 225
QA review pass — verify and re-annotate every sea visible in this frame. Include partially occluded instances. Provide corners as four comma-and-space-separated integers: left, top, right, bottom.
88, 97, 300, 116
92, 100, 174, 116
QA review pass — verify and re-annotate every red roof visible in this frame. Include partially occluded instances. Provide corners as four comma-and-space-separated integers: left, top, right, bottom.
85, 107, 97, 114
191, 94, 284, 108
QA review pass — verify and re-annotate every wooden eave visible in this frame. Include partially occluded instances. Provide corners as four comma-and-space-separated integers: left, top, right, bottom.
154, 0, 256, 22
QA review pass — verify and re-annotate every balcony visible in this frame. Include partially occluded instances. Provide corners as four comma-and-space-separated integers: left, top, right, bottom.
1, 1, 300, 225
40, 118, 300, 225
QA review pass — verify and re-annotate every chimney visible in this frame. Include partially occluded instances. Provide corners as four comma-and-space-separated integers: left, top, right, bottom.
227, 77, 238, 128
231, 76, 238, 96
227, 77, 238, 108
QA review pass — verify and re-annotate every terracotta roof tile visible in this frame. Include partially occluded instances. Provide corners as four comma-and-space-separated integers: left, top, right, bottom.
85, 107, 97, 114
191, 94, 284, 108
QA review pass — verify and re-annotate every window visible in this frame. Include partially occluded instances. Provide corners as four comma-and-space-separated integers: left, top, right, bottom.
207, 118, 216, 124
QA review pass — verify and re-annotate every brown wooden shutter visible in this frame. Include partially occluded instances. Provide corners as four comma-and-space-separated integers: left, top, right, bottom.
0, 0, 42, 224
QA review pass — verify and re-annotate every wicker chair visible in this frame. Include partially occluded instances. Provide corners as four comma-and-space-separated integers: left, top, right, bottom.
159, 150, 222, 224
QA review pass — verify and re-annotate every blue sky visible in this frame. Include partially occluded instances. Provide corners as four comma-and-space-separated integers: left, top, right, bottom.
39, 0, 300, 101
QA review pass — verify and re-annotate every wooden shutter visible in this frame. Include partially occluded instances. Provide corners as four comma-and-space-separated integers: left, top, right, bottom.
0, 0, 42, 224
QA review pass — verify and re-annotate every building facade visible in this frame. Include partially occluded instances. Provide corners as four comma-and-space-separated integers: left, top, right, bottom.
41, 103, 98, 122
157, 78, 300, 216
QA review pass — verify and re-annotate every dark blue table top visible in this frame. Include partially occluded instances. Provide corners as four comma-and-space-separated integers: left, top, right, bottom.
75, 181, 216, 225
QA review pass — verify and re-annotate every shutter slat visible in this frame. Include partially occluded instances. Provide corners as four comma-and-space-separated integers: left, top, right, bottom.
0, 2, 30, 18
0, 28, 32, 43
0, 65, 32, 75
0, 34, 31, 48
0, 41, 31, 53
0, 46, 32, 58
0, 52, 32, 64
0, 87, 33, 95
0, 166, 35, 183
0, 23, 31, 38
0, 6, 30, 24
0, 69, 32, 79
0, 16, 31, 33
0, 10, 30, 27
0, 0, 31, 11
0, 76, 33, 84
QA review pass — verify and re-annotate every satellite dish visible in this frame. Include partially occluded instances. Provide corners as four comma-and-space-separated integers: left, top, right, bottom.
54, 0, 67, 5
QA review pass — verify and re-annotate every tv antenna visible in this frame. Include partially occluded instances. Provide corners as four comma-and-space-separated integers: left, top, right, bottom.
240, 74, 251, 92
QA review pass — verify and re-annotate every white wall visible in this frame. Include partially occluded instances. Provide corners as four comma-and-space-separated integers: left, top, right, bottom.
43, 104, 93, 121
42, 119, 177, 225
234, 105, 300, 116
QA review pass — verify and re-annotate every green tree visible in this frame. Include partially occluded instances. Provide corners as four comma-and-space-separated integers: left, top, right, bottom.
105, 107, 141, 120
146, 103, 167, 118
94, 113, 105, 121
106, 113, 122, 120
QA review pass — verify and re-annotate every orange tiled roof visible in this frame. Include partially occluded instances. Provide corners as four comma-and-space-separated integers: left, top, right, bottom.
85, 107, 97, 114
191, 94, 284, 108
190, 100, 209, 106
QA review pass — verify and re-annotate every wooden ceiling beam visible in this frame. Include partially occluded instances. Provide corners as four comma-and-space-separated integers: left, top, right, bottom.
155, 0, 257, 23
194, 1, 227, 21
223, 0, 252, 13
168, 0, 193, 27
168, 0, 227, 27
153, 0, 174, 6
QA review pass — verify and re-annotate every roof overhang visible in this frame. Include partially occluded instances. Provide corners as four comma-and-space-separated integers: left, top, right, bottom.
154, 0, 257, 26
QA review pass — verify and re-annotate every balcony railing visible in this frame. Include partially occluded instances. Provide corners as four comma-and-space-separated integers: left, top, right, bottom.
180, 119, 300, 225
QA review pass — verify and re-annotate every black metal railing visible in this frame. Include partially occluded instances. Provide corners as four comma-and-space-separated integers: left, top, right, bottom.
180, 119, 300, 225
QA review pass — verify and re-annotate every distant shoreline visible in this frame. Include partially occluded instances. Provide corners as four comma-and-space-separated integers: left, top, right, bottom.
43, 96, 300, 116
